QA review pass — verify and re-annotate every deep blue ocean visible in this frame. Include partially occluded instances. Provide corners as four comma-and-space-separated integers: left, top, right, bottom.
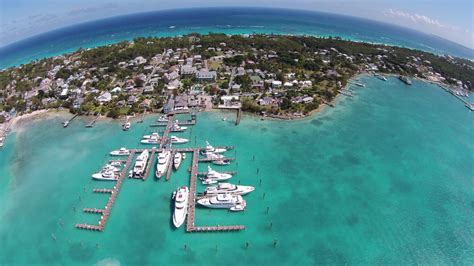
0, 7, 473, 69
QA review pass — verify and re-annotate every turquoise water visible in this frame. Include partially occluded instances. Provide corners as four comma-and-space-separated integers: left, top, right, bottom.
0, 76, 473, 264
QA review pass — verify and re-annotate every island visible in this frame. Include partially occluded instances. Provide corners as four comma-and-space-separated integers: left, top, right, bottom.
0, 33, 473, 131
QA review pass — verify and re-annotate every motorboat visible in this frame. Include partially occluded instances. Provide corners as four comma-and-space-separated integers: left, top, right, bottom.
155, 149, 171, 178
197, 193, 246, 211
206, 165, 232, 179
92, 164, 120, 181
142, 132, 161, 139
110, 148, 130, 156
354, 82, 365, 87
141, 132, 161, 144
173, 152, 183, 170
202, 152, 224, 160
399, 75, 412, 85
200, 166, 232, 184
212, 159, 231, 166
202, 141, 227, 154
203, 183, 255, 196
170, 121, 187, 132
62, 121, 69, 128
170, 136, 189, 144
157, 115, 168, 122
122, 121, 131, 131
92, 170, 117, 181
110, 161, 122, 167
172, 186, 189, 228
131, 150, 149, 178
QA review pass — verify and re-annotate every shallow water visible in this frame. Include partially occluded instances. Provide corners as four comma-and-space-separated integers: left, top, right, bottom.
0, 76, 473, 264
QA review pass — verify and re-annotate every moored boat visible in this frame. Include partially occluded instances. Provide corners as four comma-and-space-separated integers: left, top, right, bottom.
110, 148, 130, 156
173, 152, 183, 170
399, 75, 412, 85
170, 136, 189, 144
204, 183, 255, 196
130, 150, 149, 178
157, 115, 168, 122
122, 121, 131, 131
172, 186, 189, 228
156, 149, 171, 178
202, 141, 227, 154
200, 166, 233, 184
212, 159, 231, 166
141, 132, 161, 144
197, 193, 246, 211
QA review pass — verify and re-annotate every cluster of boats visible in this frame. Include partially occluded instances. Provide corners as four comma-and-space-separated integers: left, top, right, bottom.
155, 149, 186, 177
201, 141, 231, 165
140, 132, 189, 145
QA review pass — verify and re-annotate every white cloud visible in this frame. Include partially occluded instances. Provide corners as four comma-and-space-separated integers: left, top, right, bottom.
384, 9, 458, 31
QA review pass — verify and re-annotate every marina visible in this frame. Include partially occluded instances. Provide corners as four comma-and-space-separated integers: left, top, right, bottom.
75, 112, 250, 233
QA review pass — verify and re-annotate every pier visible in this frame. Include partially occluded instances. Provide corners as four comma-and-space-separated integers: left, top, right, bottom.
63, 114, 78, 128
236, 108, 242, 125
142, 148, 156, 181
85, 113, 100, 128
75, 150, 135, 232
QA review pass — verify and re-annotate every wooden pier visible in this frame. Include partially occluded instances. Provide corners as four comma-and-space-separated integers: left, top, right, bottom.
93, 188, 113, 194
236, 108, 242, 125
63, 114, 78, 128
165, 150, 176, 181
85, 113, 100, 128
75, 150, 135, 232
142, 148, 156, 181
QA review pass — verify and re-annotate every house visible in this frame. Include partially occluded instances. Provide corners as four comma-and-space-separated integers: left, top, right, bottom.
195, 69, 217, 82
258, 97, 274, 106
111, 87, 122, 94
220, 95, 241, 108
140, 99, 152, 109
97, 91, 112, 103
164, 71, 179, 82
271, 80, 282, 88
127, 95, 137, 105
250, 75, 264, 89
134, 56, 147, 65
163, 96, 175, 114
166, 79, 182, 90
174, 95, 188, 110
181, 65, 197, 76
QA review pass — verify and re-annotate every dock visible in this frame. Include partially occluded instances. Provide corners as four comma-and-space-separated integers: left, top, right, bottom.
63, 114, 79, 128
141, 148, 156, 181
165, 150, 176, 181
236, 108, 242, 125
75, 150, 135, 232
85, 114, 100, 128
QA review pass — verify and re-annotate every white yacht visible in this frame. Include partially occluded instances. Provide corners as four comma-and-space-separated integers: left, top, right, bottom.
142, 132, 161, 139
170, 136, 189, 144
141, 132, 161, 144
197, 193, 246, 211
131, 150, 149, 178
202, 152, 224, 160
92, 170, 117, 181
92, 164, 120, 181
170, 121, 187, 132
122, 121, 131, 131
212, 159, 231, 166
173, 153, 183, 170
200, 166, 232, 184
155, 149, 171, 178
157, 115, 168, 122
110, 148, 130, 156
204, 183, 255, 196
203, 141, 227, 154
172, 186, 189, 228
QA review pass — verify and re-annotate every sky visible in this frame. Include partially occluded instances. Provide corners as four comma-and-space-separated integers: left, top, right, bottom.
0, 0, 473, 49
